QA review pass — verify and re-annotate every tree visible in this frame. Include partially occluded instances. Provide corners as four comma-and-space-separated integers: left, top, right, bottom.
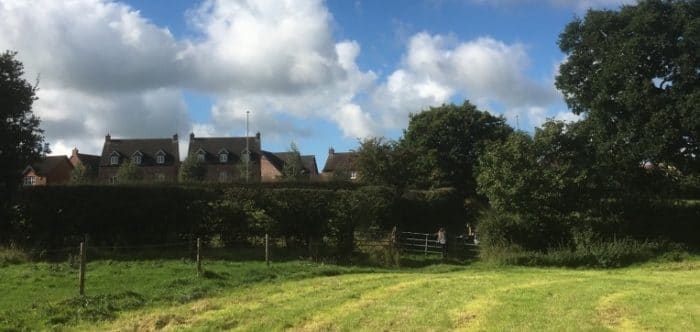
179, 155, 206, 182
281, 142, 308, 181
1, 51, 46, 242
115, 160, 142, 183
355, 137, 414, 188
70, 164, 91, 184
401, 101, 513, 194
0, 51, 45, 195
556, 0, 700, 178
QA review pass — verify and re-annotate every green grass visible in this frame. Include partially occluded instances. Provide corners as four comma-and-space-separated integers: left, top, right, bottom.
1, 255, 698, 331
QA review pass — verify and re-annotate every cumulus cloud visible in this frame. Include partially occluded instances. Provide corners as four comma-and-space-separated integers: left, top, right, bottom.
372, 32, 559, 129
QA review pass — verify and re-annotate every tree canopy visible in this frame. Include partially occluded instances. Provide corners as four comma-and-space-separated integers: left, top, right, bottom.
179, 155, 206, 182
281, 142, 308, 181
0, 51, 45, 196
401, 101, 513, 194
556, 0, 700, 176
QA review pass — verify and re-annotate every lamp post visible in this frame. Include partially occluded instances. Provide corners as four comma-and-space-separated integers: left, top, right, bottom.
245, 110, 250, 183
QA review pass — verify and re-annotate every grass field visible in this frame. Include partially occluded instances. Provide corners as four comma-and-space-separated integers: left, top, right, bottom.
1, 254, 698, 331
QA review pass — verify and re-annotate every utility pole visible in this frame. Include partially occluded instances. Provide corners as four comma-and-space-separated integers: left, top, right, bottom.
245, 110, 250, 183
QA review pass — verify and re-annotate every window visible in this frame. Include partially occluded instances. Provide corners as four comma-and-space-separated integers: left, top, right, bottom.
23, 176, 35, 186
110, 155, 119, 165
350, 171, 358, 180
132, 155, 142, 165
219, 153, 228, 163
155, 173, 165, 182
109, 176, 117, 184
197, 152, 205, 162
219, 172, 228, 182
156, 155, 164, 164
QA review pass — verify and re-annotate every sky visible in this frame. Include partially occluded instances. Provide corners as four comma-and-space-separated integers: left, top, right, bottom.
0, 0, 636, 168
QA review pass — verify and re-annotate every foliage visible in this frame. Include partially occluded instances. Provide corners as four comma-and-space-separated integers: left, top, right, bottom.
70, 163, 92, 184
355, 137, 414, 188
178, 155, 206, 182
0, 51, 46, 244
401, 101, 512, 194
556, 0, 700, 178
115, 160, 142, 183
281, 142, 308, 181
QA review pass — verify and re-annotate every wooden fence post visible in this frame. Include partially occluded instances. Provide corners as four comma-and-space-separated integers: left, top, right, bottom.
424, 234, 428, 256
79, 242, 86, 295
265, 233, 270, 267
196, 237, 202, 277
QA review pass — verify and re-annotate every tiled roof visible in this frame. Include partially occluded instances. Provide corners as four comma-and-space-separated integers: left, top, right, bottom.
75, 153, 100, 175
322, 151, 358, 173
187, 135, 261, 164
100, 136, 179, 166
25, 155, 72, 176
262, 151, 318, 175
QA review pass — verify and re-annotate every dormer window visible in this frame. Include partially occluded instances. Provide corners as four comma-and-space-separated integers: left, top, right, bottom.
155, 150, 166, 165
218, 149, 229, 163
196, 149, 206, 162
132, 151, 143, 165
110, 151, 120, 165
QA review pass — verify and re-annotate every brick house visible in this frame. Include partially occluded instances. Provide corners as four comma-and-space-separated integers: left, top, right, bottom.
186, 132, 262, 182
260, 150, 319, 181
22, 155, 74, 186
98, 134, 180, 183
321, 148, 359, 181
69, 147, 100, 181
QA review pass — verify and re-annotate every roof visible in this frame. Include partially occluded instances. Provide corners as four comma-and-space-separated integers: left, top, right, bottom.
75, 153, 100, 173
187, 135, 261, 164
262, 151, 318, 175
25, 155, 72, 176
100, 136, 179, 167
322, 151, 358, 173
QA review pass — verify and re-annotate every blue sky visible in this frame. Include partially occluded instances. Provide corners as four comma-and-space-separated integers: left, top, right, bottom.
0, 0, 633, 168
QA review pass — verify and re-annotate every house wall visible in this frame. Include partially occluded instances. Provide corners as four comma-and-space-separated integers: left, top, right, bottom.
203, 160, 261, 182
260, 156, 282, 182
23, 169, 47, 186
98, 165, 178, 183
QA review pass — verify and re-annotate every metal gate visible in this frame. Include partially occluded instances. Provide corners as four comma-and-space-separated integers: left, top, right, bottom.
398, 231, 443, 256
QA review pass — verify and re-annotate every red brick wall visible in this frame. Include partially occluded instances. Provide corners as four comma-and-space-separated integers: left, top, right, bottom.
260, 156, 281, 182
98, 165, 179, 183
47, 159, 73, 184
204, 160, 261, 182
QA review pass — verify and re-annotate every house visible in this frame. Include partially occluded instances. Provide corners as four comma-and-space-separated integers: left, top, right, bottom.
22, 155, 74, 186
186, 132, 262, 182
321, 148, 359, 181
260, 150, 319, 181
98, 134, 180, 183
69, 147, 100, 181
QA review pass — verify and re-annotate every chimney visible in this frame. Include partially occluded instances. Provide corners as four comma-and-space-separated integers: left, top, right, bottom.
71, 147, 79, 157
329, 147, 335, 155
173, 133, 178, 142
105, 133, 111, 142
190, 132, 195, 140
255, 132, 260, 140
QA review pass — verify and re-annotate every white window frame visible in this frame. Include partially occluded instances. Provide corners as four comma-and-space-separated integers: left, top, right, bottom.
110, 155, 119, 165
156, 155, 165, 164
109, 176, 117, 184
155, 173, 165, 182
197, 151, 205, 162
350, 171, 358, 180
23, 176, 36, 186
219, 153, 228, 163
132, 155, 142, 165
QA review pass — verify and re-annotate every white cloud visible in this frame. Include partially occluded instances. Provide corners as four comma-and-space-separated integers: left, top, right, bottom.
372, 32, 559, 130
